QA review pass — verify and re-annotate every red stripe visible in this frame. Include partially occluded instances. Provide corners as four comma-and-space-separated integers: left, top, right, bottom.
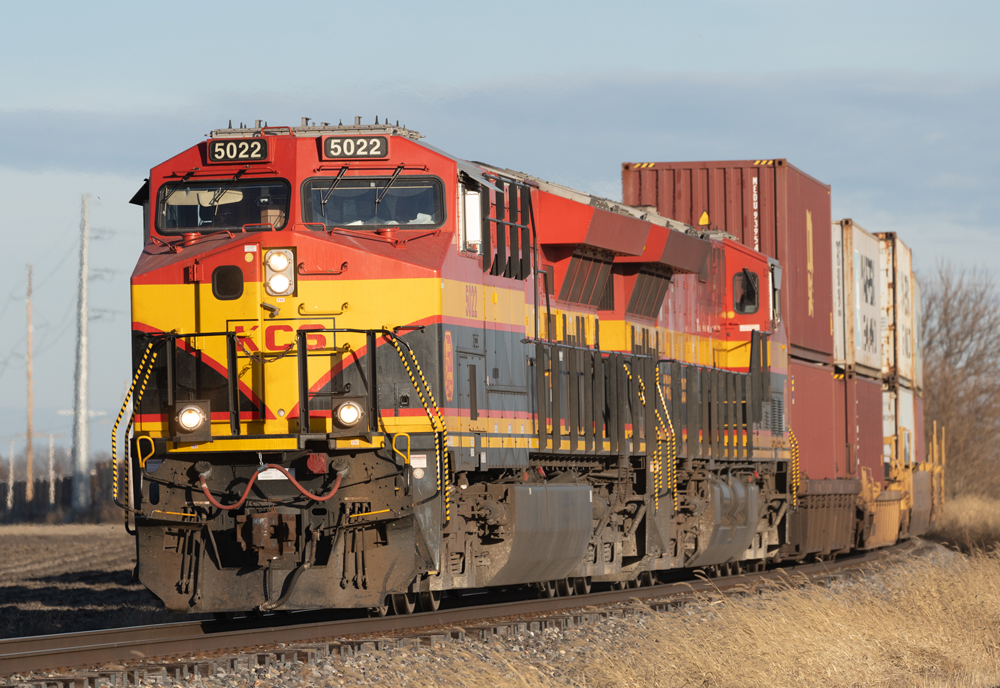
133, 323, 267, 416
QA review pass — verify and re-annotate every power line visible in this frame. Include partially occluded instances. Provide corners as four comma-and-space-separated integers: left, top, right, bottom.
34, 238, 80, 292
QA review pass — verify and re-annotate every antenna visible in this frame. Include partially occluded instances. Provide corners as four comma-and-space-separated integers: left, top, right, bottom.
25, 264, 33, 503
72, 194, 91, 512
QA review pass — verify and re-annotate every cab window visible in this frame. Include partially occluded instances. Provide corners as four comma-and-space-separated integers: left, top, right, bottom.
302, 176, 444, 229
157, 179, 289, 233
733, 269, 759, 314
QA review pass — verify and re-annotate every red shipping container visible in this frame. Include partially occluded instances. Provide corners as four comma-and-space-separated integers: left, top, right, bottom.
854, 376, 884, 483
788, 360, 844, 480
622, 159, 833, 358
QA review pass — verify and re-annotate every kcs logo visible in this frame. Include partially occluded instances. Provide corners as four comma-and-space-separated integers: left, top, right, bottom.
233, 323, 328, 352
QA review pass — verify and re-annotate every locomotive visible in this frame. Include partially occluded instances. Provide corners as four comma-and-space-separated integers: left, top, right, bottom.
117, 118, 943, 615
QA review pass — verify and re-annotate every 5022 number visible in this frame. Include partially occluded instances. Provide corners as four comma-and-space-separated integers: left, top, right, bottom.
324, 137, 388, 159
208, 139, 268, 162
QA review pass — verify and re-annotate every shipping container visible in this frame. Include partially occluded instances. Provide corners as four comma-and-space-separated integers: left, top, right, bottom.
882, 386, 896, 468
788, 359, 845, 480
878, 234, 916, 384
912, 275, 923, 392
832, 220, 881, 376
914, 393, 925, 464
622, 159, 833, 358
854, 376, 884, 483
882, 383, 917, 470
897, 386, 915, 466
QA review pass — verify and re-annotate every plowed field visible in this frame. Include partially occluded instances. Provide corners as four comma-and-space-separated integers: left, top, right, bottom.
0, 524, 198, 638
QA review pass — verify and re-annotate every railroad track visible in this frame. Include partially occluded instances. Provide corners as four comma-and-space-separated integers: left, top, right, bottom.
0, 540, 921, 682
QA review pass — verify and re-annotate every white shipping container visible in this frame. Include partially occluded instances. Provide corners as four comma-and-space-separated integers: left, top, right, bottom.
850, 223, 881, 372
832, 222, 846, 365
895, 243, 915, 382
882, 388, 896, 466
897, 386, 915, 466
912, 275, 923, 391
879, 234, 915, 383
832, 220, 881, 373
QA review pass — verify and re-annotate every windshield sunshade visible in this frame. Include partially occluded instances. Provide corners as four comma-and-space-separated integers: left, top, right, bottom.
302, 176, 444, 229
157, 179, 290, 233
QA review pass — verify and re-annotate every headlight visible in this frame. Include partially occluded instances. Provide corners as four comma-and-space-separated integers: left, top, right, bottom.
267, 252, 290, 272
264, 249, 294, 296
177, 405, 206, 431
335, 401, 363, 426
267, 273, 291, 294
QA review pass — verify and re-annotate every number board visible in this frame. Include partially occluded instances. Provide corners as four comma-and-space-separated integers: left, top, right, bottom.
323, 136, 388, 159
207, 138, 269, 163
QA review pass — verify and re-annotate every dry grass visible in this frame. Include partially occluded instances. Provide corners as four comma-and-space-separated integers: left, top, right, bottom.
927, 495, 1000, 552
357, 547, 998, 688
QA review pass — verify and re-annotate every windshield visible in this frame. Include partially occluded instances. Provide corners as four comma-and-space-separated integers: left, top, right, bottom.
157, 179, 290, 233
302, 176, 444, 229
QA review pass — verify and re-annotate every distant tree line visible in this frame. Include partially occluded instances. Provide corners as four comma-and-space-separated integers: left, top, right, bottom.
922, 264, 1000, 497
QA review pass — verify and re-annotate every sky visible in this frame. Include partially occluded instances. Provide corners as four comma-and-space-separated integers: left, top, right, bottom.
0, 0, 997, 457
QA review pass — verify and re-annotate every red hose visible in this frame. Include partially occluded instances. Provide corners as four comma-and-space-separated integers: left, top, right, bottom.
199, 465, 344, 510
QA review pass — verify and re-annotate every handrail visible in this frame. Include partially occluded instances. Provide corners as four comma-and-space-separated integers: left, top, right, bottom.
138, 327, 417, 442
298, 301, 348, 316
298, 261, 348, 276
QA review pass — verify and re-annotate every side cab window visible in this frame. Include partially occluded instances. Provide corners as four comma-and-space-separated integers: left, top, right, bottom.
460, 181, 482, 252
733, 269, 759, 314
721, 240, 770, 332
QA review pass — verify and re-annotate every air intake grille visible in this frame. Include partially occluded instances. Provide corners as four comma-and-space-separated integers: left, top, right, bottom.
771, 395, 784, 435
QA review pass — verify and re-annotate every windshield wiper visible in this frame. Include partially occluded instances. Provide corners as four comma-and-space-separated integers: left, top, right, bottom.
160, 170, 196, 206
374, 164, 405, 209
320, 166, 349, 218
209, 168, 247, 207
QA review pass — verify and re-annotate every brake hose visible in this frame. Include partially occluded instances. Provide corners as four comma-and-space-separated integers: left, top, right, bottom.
198, 464, 344, 510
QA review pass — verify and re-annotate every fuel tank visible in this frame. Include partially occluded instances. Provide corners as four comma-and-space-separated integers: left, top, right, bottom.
474, 483, 593, 587
686, 475, 760, 568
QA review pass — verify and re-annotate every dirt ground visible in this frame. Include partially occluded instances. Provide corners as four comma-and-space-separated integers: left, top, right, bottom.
0, 524, 198, 638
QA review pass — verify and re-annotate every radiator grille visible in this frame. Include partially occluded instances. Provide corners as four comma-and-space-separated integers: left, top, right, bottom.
771, 394, 784, 435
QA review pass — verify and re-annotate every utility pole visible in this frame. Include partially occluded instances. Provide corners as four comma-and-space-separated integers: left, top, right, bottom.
72, 194, 91, 512
25, 264, 33, 503
48, 433, 55, 507
4, 442, 11, 511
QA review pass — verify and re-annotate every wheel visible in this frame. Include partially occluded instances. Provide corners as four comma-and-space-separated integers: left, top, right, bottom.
626, 578, 639, 589
638, 571, 654, 587
418, 590, 441, 612
537, 581, 557, 598
610, 581, 627, 591
391, 592, 416, 615
556, 579, 574, 597
573, 577, 592, 595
